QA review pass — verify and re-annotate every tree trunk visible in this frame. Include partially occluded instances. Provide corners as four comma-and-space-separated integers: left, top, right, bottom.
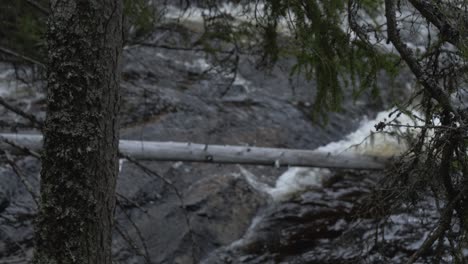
33, 0, 122, 263
0, 133, 389, 170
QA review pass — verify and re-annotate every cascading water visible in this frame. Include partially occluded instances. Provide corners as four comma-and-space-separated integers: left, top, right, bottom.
239, 108, 423, 201
202, 109, 441, 263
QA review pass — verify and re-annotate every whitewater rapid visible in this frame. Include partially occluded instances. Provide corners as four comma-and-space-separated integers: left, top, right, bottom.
240, 109, 427, 201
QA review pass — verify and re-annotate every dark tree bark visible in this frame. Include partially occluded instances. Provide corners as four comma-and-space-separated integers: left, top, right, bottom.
33, 0, 122, 263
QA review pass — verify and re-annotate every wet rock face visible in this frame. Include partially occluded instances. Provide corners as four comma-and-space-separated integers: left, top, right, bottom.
114, 173, 266, 264
202, 171, 445, 264
111, 163, 266, 264
184, 174, 267, 245
0, 157, 38, 262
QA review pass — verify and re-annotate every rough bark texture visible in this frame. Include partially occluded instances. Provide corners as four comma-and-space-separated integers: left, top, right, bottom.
33, 0, 122, 263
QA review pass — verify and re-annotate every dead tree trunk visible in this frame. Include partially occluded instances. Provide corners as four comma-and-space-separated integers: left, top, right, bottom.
1, 133, 390, 170
33, 1, 122, 263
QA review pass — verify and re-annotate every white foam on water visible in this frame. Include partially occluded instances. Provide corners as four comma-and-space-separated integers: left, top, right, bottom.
317, 110, 422, 157
236, 165, 274, 195
269, 167, 330, 200
267, 108, 431, 201
165, 3, 262, 24
118, 159, 126, 173
183, 58, 211, 71
164, 3, 296, 34
233, 74, 253, 93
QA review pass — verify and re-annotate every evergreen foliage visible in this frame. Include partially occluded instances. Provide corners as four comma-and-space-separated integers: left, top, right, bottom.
0, 1, 399, 121
123, 0, 159, 41
181, 1, 400, 121
0, 0, 156, 64
0, 0, 47, 62
259, 0, 399, 121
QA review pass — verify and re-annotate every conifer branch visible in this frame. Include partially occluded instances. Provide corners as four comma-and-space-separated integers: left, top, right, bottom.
408, 0, 465, 48
384, 0, 462, 123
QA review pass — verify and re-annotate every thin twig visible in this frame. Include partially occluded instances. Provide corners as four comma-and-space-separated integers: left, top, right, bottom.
0, 96, 44, 129
3, 151, 39, 207
385, 123, 458, 130
114, 222, 150, 263
405, 208, 452, 263
116, 201, 152, 264
0, 120, 36, 129
0, 136, 41, 159
405, 187, 467, 264
0, 256, 31, 264
25, 0, 50, 15
120, 152, 199, 262
407, 0, 464, 49
116, 193, 151, 215
0, 46, 45, 68
384, 0, 464, 124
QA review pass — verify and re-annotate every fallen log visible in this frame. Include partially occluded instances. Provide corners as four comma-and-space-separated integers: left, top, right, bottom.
0, 133, 390, 170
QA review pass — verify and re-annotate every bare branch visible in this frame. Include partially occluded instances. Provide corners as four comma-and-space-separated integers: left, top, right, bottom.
348, 0, 378, 52
0, 96, 44, 129
114, 222, 150, 263
116, 193, 151, 214
3, 151, 39, 207
408, 0, 465, 48
384, 0, 462, 122
0, 120, 36, 129
25, 0, 50, 15
0, 46, 46, 68
405, 168, 468, 264
116, 201, 151, 264
405, 206, 452, 264
0, 136, 41, 159
121, 153, 199, 262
